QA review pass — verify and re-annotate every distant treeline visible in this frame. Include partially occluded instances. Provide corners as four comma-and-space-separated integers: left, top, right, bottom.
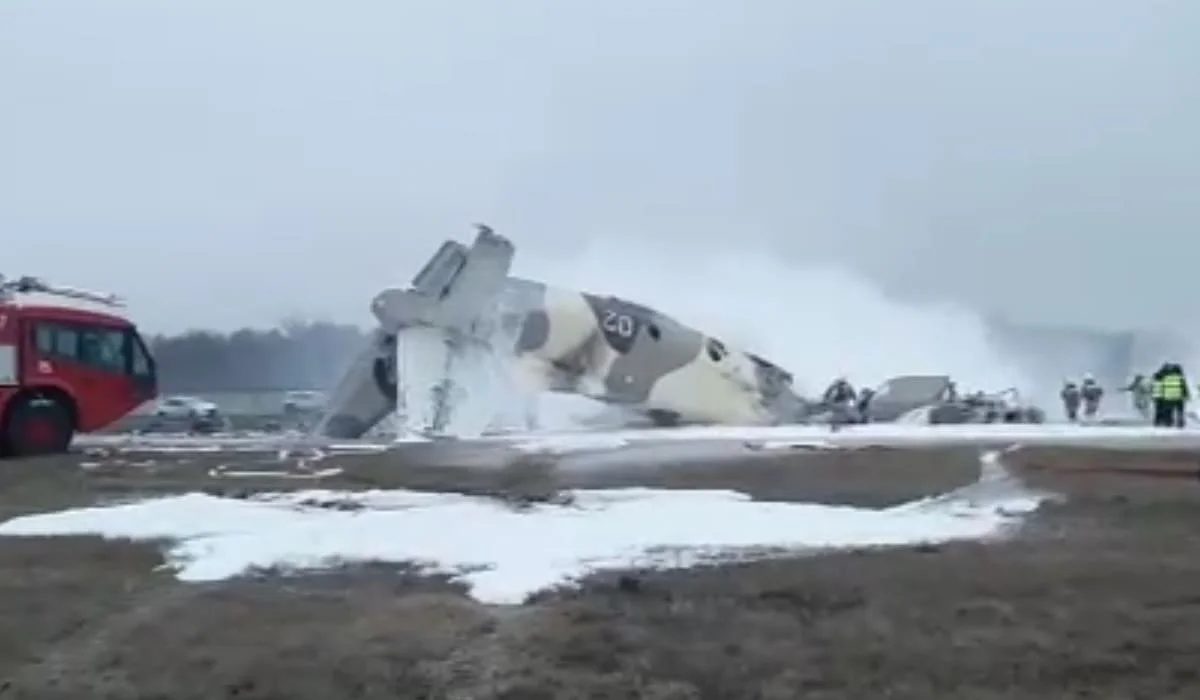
149, 320, 368, 393
148, 316, 1154, 396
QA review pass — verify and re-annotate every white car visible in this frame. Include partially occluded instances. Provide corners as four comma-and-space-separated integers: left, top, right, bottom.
154, 395, 220, 418
282, 390, 326, 414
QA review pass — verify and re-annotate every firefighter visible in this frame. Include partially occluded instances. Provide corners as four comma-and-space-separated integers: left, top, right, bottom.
1060, 380, 1081, 422
1151, 364, 1169, 426
855, 387, 875, 423
1080, 374, 1103, 420
1161, 363, 1189, 427
824, 376, 856, 404
823, 376, 857, 428
1122, 374, 1152, 421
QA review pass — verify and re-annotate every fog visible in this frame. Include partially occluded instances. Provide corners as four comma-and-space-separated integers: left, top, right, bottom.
3, 0, 1198, 393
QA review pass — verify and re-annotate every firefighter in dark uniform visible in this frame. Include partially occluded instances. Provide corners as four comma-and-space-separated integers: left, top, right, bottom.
1060, 380, 1082, 422
823, 376, 857, 429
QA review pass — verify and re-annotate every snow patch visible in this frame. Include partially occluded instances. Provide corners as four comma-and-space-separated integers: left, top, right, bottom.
0, 463, 1048, 604
511, 434, 631, 455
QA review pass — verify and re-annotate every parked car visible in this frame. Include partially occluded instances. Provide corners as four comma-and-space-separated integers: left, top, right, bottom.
282, 390, 326, 415
154, 395, 220, 418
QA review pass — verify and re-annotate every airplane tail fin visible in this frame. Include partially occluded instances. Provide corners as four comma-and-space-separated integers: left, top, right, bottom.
370, 224, 514, 333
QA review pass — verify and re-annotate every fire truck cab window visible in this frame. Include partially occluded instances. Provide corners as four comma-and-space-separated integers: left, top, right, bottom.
35, 324, 78, 358
34, 325, 56, 355
34, 323, 129, 373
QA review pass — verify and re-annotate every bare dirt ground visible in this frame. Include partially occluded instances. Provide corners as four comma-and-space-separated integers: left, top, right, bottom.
0, 444, 1199, 699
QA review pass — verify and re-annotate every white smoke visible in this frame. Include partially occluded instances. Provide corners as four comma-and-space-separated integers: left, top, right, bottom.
394, 236, 1035, 436
516, 238, 1031, 401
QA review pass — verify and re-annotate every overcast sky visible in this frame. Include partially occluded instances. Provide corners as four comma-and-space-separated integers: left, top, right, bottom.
2, 0, 1197, 333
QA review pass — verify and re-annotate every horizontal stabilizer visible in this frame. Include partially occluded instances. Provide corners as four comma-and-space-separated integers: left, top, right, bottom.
411, 240, 468, 298
371, 225, 515, 337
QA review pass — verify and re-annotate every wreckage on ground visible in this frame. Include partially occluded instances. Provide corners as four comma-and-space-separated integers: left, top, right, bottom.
858, 375, 1045, 425
312, 225, 808, 439
798, 375, 1045, 426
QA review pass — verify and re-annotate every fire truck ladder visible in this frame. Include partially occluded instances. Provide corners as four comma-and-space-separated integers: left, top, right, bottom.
0, 274, 124, 307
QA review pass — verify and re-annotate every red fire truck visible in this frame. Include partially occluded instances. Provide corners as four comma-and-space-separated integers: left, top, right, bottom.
0, 275, 157, 457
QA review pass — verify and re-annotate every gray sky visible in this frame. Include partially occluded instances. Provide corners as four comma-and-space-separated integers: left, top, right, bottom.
3, 0, 1197, 333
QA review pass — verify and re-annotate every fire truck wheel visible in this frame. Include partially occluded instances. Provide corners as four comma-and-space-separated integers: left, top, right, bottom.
6, 395, 73, 457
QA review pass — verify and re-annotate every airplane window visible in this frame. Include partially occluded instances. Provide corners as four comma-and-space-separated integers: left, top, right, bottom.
647, 323, 660, 341
707, 339, 727, 362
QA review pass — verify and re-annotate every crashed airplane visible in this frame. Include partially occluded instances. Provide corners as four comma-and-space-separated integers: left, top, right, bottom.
313, 225, 809, 439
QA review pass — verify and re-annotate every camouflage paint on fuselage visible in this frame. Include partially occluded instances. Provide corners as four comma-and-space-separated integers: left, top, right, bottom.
506, 281, 792, 425
312, 226, 806, 439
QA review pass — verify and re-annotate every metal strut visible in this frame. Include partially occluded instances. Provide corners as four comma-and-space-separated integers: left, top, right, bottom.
0, 274, 124, 307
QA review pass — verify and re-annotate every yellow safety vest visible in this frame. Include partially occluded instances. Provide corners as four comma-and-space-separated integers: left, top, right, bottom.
1151, 379, 1165, 399
1161, 374, 1185, 400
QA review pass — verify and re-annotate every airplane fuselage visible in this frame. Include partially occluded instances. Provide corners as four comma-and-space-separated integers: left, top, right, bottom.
314, 225, 805, 439
509, 285, 792, 426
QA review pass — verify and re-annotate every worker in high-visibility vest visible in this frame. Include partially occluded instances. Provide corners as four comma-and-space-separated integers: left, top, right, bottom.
1151, 368, 1167, 426
1157, 363, 1189, 427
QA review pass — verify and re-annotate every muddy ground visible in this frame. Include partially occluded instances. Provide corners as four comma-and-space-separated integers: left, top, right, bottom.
0, 445, 1198, 699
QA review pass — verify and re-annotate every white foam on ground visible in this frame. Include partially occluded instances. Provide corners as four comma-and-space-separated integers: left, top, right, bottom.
0, 460, 1046, 604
